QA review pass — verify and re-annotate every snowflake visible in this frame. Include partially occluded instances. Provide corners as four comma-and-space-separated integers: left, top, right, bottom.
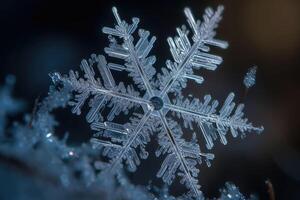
52, 6, 264, 199
243, 66, 257, 89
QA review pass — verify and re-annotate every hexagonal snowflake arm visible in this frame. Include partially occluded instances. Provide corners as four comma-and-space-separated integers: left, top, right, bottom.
156, 118, 212, 200
91, 111, 155, 173
102, 7, 157, 95
159, 6, 228, 95
166, 92, 264, 150
51, 54, 149, 136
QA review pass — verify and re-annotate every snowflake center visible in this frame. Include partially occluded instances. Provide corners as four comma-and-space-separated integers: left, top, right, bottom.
149, 96, 164, 111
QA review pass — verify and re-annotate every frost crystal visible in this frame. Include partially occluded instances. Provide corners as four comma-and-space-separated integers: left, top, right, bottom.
217, 182, 257, 200
53, 6, 264, 199
0, 75, 23, 133
243, 66, 257, 89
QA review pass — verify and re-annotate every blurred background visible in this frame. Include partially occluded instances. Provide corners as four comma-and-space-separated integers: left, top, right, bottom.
0, 0, 300, 199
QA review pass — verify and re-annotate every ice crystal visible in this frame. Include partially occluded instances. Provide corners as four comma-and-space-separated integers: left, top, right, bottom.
216, 182, 257, 200
52, 6, 264, 199
243, 66, 257, 89
0, 75, 23, 133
